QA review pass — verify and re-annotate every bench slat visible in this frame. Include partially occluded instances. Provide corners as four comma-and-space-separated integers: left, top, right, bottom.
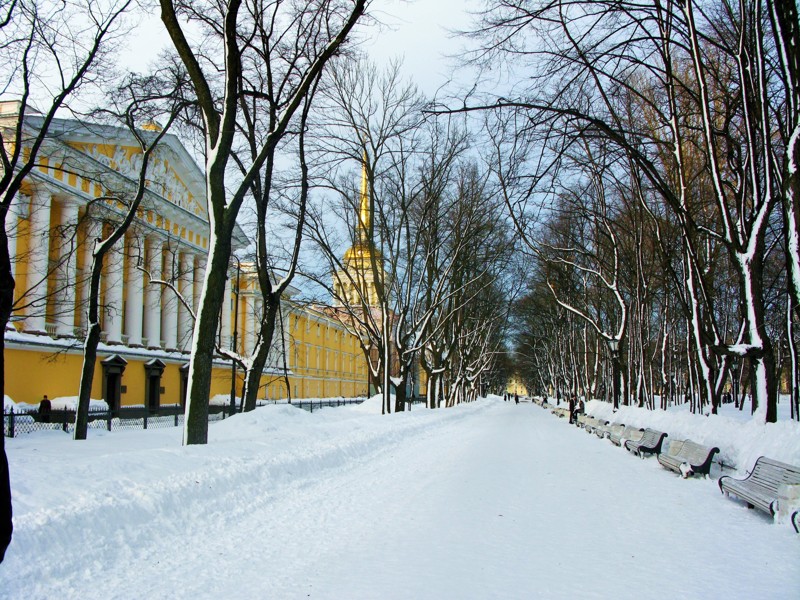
719, 456, 800, 516
657, 439, 719, 477
625, 429, 667, 457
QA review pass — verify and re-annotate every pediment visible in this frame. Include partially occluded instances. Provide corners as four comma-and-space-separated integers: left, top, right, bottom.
66, 141, 206, 217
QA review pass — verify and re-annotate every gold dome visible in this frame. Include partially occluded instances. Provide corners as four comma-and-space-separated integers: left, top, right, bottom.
343, 243, 381, 263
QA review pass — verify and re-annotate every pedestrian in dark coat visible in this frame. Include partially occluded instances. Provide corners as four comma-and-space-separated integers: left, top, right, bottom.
514, 393, 519, 404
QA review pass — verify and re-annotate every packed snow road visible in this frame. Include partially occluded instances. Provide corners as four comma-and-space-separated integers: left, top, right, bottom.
1, 397, 797, 599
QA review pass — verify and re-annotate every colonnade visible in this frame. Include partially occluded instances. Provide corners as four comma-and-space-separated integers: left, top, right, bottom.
11, 188, 230, 353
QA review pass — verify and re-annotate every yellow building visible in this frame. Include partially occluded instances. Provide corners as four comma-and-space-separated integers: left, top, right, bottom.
2, 103, 368, 410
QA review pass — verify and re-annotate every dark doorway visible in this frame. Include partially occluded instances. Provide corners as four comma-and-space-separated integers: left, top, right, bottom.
144, 359, 166, 413
101, 355, 128, 415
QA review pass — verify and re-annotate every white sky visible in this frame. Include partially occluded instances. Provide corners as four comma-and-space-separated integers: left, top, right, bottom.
120, 0, 479, 98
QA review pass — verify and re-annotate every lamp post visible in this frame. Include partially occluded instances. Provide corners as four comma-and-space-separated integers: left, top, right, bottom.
731, 356, 739, 409
229, 255, 241, 414
608, 338, 621, 410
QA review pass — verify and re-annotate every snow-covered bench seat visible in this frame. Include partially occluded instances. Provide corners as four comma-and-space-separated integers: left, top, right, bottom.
588, 418, 609, 436
581, 416, 604, 433
718, 457, 800, 517
593, 421, 617, 439
625, 428, 667, 457
551, 406, 569, 419
608, 425, 644, 447
657, 439, 719, 478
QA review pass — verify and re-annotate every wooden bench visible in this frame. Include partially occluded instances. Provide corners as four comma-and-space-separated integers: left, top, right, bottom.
589, 418, 610, 436
582, 416, 603, 433
657, 439, 719, 478
551, 406, 569, 419
625, 428, 668, 457
718, 456, 800, 516
598, 422, 622, 440
609, 425, 644, 447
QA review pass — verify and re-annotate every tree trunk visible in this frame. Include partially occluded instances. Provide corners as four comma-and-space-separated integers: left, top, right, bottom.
0, 223, 13, 562
242, 299, 280, 412
736, 252, 778, 423
74, 254, 104, 440
183, 228, 232, 445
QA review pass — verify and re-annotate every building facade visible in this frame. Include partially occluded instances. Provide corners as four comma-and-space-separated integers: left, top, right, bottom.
2, 105, 368, 410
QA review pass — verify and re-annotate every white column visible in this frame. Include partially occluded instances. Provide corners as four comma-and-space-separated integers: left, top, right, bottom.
162, 251, 178, 351
80, 216, 102, 332
55, 199, 80, 336
220, 273, 232, 349
254, 297, 263, 354
104, 239, 124, 344
143, 237, 163, 349
6, 194, 26, 284
244, 294, 255, 355
123, 235, 145, 346
25, 189, 51, 333
194, 255, 206, 313
178, 251, 194, 352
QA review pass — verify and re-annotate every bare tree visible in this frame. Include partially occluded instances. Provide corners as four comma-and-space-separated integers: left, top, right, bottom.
451, 0, 791, 421
74, 70, 188, 440
0, 0, 134, 561
158, 0, 367, 443
308, 57, 423, 413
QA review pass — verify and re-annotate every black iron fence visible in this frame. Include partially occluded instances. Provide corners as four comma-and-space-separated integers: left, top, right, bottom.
3, 397, 370, 438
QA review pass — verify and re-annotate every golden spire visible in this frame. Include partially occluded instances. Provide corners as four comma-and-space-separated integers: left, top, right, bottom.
358, 150, 370, 244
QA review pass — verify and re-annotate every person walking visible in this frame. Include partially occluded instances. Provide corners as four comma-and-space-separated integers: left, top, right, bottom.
514, 393, 519, 405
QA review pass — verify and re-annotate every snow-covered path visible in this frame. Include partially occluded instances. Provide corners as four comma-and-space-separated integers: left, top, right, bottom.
2, 399, 798, 599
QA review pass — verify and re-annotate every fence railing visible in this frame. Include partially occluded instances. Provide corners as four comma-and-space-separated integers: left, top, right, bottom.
3, 397, 370, 438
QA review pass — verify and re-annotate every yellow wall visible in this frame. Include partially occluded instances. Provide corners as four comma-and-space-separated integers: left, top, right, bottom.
6, 347, 100, 403
4, 135, 380, 408
278, 307, 368, 400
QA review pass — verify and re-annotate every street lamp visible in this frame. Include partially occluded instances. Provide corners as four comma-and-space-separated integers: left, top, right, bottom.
731, 356, 740, 409
607, 338, 621, 410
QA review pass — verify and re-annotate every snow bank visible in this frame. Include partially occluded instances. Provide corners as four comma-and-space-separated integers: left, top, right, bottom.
211, 403, 310, 441
210, 394, 240, 407
27, 396, 110, 411
347, 394, 389, 414
4, 395, 14, 411
585, 400, 800, 471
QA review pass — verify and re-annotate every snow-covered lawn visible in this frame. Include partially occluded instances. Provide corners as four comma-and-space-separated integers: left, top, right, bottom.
1, 396, 798, 599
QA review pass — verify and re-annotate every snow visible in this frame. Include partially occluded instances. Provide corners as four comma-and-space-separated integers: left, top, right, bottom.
209, 393, 239, 407
4, 395, 108, 412
1, 397, 798, 599
46, 396, 109, 411
585, 398, 800, 472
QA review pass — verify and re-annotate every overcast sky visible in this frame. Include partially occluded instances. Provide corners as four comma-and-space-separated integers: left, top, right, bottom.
120, 0, 480, 98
